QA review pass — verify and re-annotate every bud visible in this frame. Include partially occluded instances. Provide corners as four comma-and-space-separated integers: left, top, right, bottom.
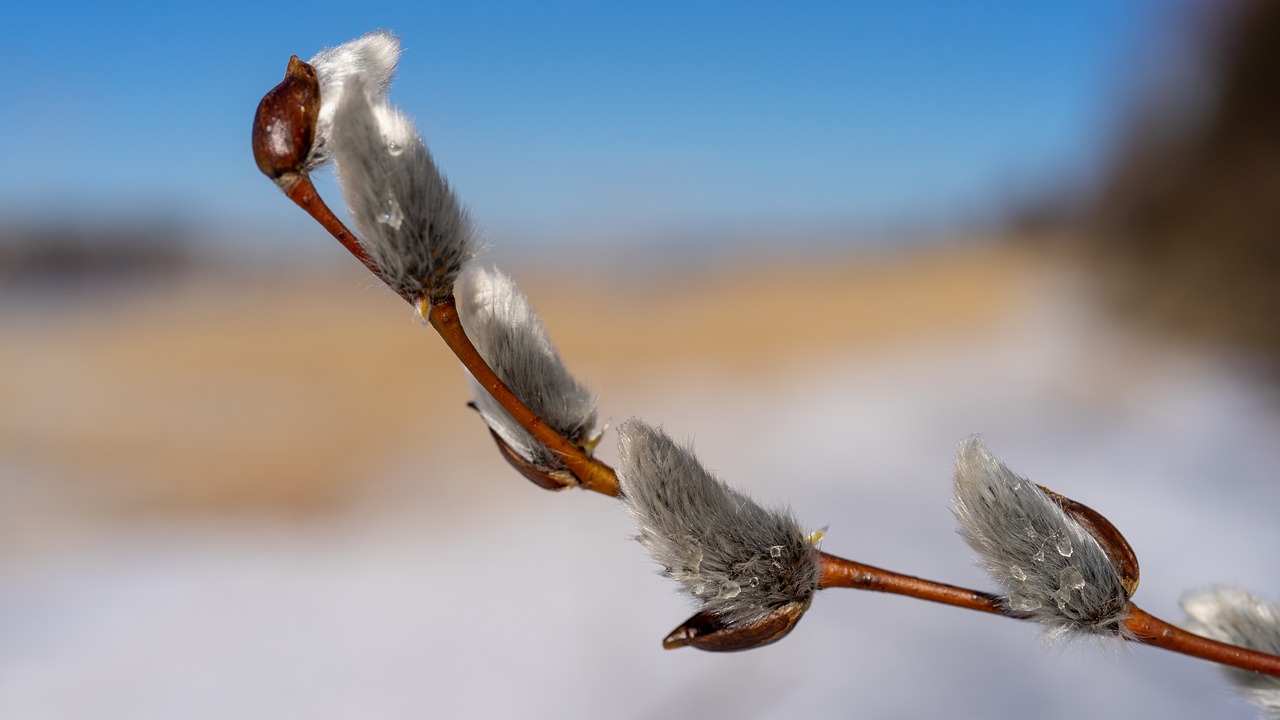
617, 420, 821, 651
456, 265, 599, 488
330, 78, 475, 301
251, 56, 320, 188
252, 31, 401, 186
307, 30, 401, 170
952, 437, 1132, 638
1183, 588, 1280, 715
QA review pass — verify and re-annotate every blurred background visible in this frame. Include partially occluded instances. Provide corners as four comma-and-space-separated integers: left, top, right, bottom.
3, 1, 1279, 718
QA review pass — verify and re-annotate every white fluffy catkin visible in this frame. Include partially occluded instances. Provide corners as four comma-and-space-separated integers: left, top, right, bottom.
952, 437, 1130, 638
617, 420, 820, 626
455, 265, 598, 472
331, 78, 475, 301
1183, 588, 1280, 717
306, 30, 401, 170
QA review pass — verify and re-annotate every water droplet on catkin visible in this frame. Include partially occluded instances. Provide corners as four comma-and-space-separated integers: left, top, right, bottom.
386, 140, 404, 156
1010, 565, 1027, 581
719, 581, 742, 599
1010, 595, 1042, 611
1059, 567, 1086, 592
1032, 549, 1046, 563
1056, 537, 1074, 557
377, 194, 403, 230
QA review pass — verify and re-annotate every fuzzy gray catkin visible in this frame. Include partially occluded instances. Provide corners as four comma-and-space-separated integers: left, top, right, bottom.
952, 437, 1130, 638
455, 265, 598, 471
331, 78, 475, 301
617, 420, 820, 626
306, 31, 401, 171
1183, 588, 1280, 717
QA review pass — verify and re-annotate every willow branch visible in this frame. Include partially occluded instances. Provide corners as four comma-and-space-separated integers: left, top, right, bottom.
1124, 604, 1280, 677
817, 551, 1015, 617
284, 177, 618, 495
288, 174, 1280, 673
424, 297, 619, 496
280, 173, 389, 288
818, 552, 1280, 677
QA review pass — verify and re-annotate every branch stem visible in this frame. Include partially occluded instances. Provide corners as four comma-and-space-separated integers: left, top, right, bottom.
425, 298, 620, 496
817, 551, 1012, 616
281, 176, 619, 495
1124, 604, 1280, 677
272, 151, 1280, 678
281, 173, 393, 293
818, 552, 1280, 677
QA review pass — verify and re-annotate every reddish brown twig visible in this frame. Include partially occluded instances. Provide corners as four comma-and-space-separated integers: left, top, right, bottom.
279, 173, 618, 495
288, 177, 1280, 676
817, 552, 1280, 677
283, 168, 1279, 673
1124, 604, 1280, 677
252, 57, 386, 290
281, 174, 389, 288
254, 51, 1278, 680
254, 52, 616, 494
424, 297, 620, 496
818, 551, 1013, 617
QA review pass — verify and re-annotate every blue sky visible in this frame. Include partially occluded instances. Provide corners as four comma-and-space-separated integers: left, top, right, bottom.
1, 1, 1171, 253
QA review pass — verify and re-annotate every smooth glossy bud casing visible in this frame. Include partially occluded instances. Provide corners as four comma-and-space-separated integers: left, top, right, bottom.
487, 428, 578, 491
252, 56, 320, 186
1038, 484, 1140, 598
663, 600, 811, 652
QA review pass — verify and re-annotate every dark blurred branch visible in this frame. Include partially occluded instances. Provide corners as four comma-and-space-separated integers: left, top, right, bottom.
1092, 0, 1280, 366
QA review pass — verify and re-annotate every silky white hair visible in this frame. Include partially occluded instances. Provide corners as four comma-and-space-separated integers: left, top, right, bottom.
617, 419, 820, 626
456, 265, 598, 472
331, 78, 475, 301
952, 437, 1130, 638
1183, 588, 1280, 716
307, 30, 401, 170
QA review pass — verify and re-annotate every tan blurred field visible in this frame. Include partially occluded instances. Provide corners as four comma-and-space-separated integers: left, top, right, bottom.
0, 242, 1034, 525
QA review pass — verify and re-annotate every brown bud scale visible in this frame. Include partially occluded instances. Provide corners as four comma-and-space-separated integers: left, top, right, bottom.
663, 601, 810, 652
1038, 485, 1140, 597
252, 56, 320, 186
